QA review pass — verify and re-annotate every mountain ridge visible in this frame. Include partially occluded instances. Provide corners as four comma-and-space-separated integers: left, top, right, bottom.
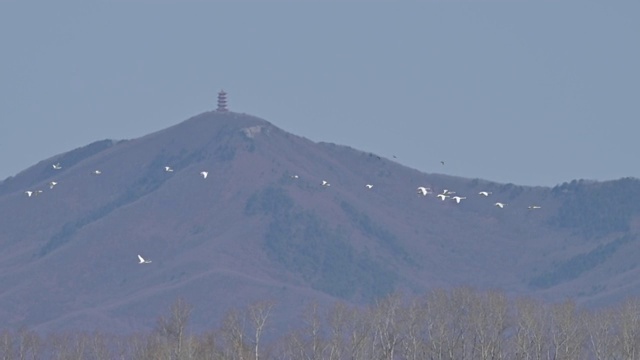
1, 110, 639, 334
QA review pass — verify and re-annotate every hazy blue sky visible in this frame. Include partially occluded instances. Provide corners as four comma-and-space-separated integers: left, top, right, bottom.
1, 1, 638, 186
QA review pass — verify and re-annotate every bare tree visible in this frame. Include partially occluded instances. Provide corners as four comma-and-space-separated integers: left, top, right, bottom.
110, 333, 135, 360
613, 298, 640, 359
424, 289, 453, 360
370, 293, 405, 360
293, 302, 327, 360
87, 331, 113, 360
47, 332, 70, 360
583, 307, 616, 360
511, 297, 549, 360
47, 331, 91, 360
221, 308, 250, 360
399, 296, 429, 360
248, 300, 275, 360
325, 302, 348, 360
468, 289, 509, 360
424, 287, 474, 360
128, 332, 157, 360
15, 327, 41, 360
322, 301, 372, 360
341, 302, 372, 360
0, 329, 14, 360
191, 330, 222, 360
155, 297, 194, 360
548, 299, 585, 360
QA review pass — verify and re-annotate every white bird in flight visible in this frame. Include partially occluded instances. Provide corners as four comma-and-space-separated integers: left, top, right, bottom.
200, 171, 208, 179
25, 190, 43, 197
437, 194, 450, 201
93, 170, 102, 175
365, 184, 373, 189
49, 181, 57, 189
478, 191, 492, 197
52, 163, 62, 170
528, 205, 542, 210
290, 174, 299, 179
495, 202, 507, 208
417, 187, 431, 196
138, 255, 152, 264
321, 180, 330, 187
441, 189, 455, 195
164, 166, 174, 172
451, 196, 466, 204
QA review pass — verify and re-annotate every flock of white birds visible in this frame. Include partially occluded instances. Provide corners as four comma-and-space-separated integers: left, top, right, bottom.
413, 186, 541, 210
22, 159, 542, 265
298, 176, 541, 211
21, 162, 213, 265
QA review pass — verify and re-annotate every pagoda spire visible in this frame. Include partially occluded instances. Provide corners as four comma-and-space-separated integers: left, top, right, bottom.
217, 90, 228, 112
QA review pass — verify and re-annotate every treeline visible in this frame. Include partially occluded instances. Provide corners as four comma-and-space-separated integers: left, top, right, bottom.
551, 177, 640, 237
3, 288, 640, 359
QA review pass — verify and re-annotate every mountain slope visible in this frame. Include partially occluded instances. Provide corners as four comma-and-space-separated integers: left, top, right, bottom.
1, 111, 639, 334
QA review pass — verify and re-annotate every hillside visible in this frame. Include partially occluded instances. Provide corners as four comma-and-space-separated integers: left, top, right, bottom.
1, 110, 639, 334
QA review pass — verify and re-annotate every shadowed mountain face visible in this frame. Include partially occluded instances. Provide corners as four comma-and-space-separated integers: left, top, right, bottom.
1, 111, 640, 334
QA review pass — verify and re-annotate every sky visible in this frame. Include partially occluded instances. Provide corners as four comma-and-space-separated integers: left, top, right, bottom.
1, 1, 638, 187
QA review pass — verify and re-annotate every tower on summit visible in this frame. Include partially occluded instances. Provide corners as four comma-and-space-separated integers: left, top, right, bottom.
217, 90, 228, 112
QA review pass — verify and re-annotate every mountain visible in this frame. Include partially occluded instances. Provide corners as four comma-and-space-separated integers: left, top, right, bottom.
1, 110, 640, 334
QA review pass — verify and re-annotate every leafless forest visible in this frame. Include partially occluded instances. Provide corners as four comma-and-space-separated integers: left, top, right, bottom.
2, 287, 640, 360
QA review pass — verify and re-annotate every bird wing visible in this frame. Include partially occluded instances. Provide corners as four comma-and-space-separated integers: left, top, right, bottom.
138, 255, 144, 263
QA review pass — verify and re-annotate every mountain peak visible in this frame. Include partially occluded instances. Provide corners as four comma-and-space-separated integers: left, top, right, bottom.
1, 110, 640, 334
